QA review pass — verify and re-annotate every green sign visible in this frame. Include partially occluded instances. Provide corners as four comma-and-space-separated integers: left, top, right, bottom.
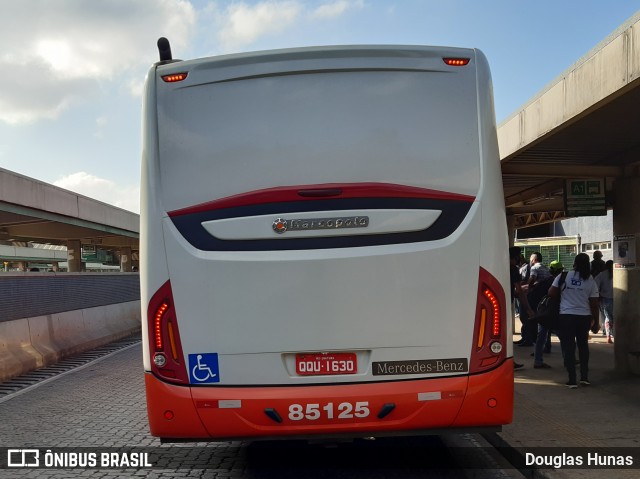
564, 179, 606, 217
81, 244, 97, 261
81, 245, 114, 264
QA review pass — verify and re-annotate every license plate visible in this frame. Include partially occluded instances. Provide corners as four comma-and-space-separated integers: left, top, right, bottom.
295, 352, 357, 376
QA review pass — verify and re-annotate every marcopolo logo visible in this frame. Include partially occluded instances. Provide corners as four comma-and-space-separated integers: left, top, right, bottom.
272, 216, 369, 234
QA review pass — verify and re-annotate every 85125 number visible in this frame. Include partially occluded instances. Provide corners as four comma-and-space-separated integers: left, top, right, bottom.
288, 401, 370, 421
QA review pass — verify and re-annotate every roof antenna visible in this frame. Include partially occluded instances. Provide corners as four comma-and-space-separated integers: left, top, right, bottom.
157, 37, 172, 62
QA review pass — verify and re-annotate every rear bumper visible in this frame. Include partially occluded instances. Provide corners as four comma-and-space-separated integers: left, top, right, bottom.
145, 359, 513, 440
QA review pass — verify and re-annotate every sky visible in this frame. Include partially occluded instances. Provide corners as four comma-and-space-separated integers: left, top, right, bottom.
0, 0, 638, 214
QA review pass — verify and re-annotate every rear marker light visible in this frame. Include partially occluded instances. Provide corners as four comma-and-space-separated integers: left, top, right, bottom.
163, 410, 175, 420
443, 58, 470, 66
154, 302, 169, 350
487, 398, 498, 408
161, 72, 188, 82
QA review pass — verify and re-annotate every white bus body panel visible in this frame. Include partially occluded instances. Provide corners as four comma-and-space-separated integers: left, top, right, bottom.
141, 46, 510, 384
162, 204, 480, 384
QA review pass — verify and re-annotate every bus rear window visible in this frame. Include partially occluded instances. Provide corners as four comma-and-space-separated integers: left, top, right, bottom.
157, 70, 480, 212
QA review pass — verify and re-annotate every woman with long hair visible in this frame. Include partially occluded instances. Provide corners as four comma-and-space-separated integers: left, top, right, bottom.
548, 253, 600, 388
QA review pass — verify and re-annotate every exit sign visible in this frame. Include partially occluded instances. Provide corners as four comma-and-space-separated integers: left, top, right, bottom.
564, 179, 606, 217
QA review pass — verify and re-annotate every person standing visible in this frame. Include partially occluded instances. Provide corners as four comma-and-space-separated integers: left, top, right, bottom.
531, 260, 564, 369
590, 250, 606, 277
527, 252, 552, 287
509, 246, 533, 369
548, 253, 599, 389
594, 260, 614, 343
514, 252, 534, 345
520, 252, 551, 347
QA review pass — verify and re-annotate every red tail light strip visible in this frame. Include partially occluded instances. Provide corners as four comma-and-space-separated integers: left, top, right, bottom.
482, 288, 501, 337
154, 302, 169, 350
168, 183, 475, 217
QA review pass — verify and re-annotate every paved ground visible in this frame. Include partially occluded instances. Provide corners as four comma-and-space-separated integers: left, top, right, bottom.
495, 327, 640, 478
2, 327, 638, 478
0, 345, 498, 479
0, 346, 242, 478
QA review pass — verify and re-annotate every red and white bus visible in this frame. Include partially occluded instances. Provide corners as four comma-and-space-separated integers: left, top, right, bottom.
141, 39, 513, 441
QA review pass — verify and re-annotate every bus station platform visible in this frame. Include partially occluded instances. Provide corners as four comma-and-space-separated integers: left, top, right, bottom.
489, 327, 640, 478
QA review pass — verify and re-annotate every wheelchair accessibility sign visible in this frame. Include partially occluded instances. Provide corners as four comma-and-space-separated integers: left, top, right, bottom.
188, 353, 220, 383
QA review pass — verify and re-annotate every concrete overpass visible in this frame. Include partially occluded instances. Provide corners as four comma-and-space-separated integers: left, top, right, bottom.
0, 168, 141, 380
498, 11, 640, 375
0, 167, 139, 272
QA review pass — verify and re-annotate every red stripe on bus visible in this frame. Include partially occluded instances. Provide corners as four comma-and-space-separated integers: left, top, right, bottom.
167, 183, 476, 217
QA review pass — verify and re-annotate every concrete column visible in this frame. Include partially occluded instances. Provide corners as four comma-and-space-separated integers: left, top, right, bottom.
612, 178, 640, 375
67, 240, 82, 273
120, 247, 132, 272
507, 215, 517, 246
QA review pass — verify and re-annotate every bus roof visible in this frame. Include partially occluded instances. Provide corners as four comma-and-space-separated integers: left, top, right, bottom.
156, 44, 479, 76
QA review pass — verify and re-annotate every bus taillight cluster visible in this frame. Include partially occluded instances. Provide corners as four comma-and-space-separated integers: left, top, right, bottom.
148, 281, 188, 384
470, 268, 507, 373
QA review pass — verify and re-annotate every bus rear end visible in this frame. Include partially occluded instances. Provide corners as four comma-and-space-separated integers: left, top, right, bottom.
140, 45, 513, 441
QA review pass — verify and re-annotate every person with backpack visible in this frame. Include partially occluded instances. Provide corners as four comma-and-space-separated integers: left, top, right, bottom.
548, 253, 599, 389
531, 260, 565, 369
518, 252, 549, 346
